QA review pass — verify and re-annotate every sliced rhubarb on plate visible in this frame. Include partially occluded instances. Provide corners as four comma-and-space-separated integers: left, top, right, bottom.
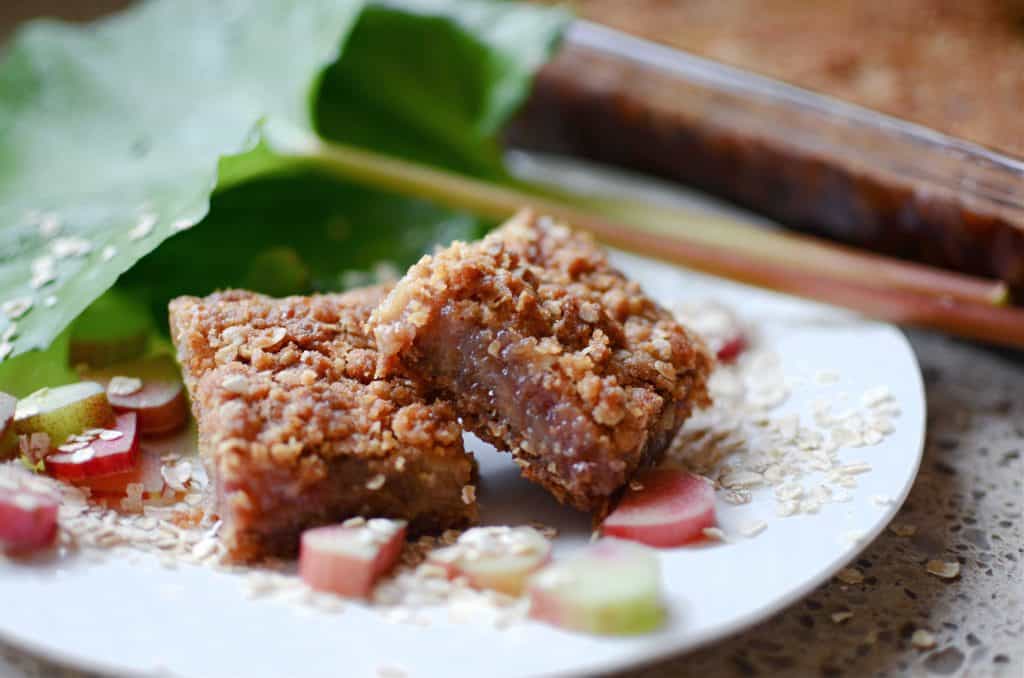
0, 392, 16, 459
716, 334, 747, 363
14, 382, 114, 445
90, 356, 189, 436
528, 538, 664, 635
73, 444, 164, 498
83, 423, 199, 502
299, 519, 406, 598
108, 377, 187, 436
602, 468, 717, 548
0, 470, 59, 554
428, 526, 551, 596
46, 412, 139, 481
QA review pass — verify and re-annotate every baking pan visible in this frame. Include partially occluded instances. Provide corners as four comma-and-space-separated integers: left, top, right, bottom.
508, 21, 1024, 291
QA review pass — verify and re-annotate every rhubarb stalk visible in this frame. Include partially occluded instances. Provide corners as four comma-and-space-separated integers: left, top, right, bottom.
285, 137, 1024, 349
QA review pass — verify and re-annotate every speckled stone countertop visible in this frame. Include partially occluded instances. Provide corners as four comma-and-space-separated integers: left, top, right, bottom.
1, 331, 1021, 678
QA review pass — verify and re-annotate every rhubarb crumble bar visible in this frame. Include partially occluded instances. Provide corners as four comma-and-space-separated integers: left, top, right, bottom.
169, 287, 477, 562
370, 211, 712, 514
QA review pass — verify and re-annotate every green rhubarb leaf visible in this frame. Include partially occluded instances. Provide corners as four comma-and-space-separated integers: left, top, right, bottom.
0, 0, 366, 363
0, 0, 570, 394
119, 168, 488, 323
116, 0, 568, 323
316, 0, 569, 177
0, 327, 75, 398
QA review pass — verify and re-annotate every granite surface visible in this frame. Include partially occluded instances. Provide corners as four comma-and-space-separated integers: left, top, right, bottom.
631, 331, 1023, 678
1, 331, 1020, 677
1, 2, 1020, 674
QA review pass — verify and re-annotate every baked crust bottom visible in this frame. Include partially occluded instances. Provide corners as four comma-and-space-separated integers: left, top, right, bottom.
170, 287, 477, 562
372, 211, 712, 514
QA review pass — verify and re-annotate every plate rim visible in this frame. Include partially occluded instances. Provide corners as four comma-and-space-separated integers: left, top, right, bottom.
555, 322, 927, 678
0, 144, 930, 675
0, 321, 926, 678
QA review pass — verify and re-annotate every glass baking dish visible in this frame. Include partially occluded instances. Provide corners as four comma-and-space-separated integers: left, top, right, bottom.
507, 21, 1024, 291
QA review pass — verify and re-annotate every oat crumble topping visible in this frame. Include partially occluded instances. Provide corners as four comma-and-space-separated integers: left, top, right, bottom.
370, 210, 712, 514
1, 265, 911, 648
107, 376, 143, 397
169, 287, 477, 562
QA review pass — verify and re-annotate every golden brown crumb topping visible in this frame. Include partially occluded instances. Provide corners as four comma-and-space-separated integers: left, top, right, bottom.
371, 210, 712, 512
172, 288, 467, 468
169, 287, 476, 561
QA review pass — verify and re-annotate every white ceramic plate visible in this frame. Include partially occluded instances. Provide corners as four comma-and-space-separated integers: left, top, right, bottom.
0, 156, 925, 678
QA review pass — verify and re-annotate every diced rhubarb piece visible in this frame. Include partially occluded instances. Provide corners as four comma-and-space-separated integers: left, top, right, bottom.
108, 379, 187, 436
528, 538, 665, 635
716, 334, 747, 363
73, 445, 164, 498
602, 468, 716, 548
91, 356, 189, 436
0, 392, 16, 459
14, 382, 114, 445
46, 412, 139, 481
0, 470, 59, 554
428, 526, 551, 596
299, 519, 407, 598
